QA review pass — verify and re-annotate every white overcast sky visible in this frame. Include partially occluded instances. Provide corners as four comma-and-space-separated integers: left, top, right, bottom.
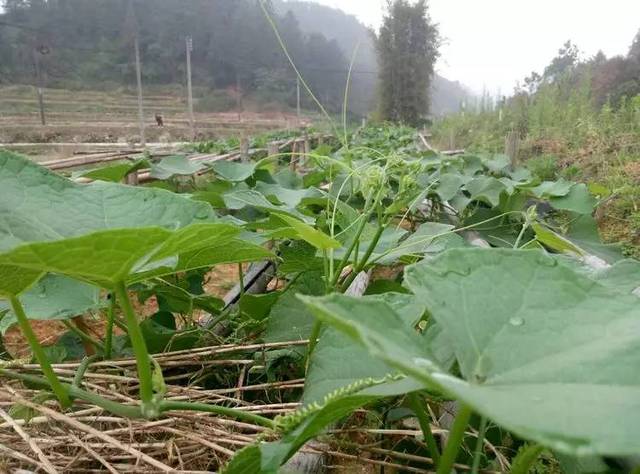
310, 0, 640, 94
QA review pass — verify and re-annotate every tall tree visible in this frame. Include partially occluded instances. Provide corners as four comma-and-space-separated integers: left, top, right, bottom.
375, 0, 439, 125
543, 40, 580, 83
629, 29, 640, 62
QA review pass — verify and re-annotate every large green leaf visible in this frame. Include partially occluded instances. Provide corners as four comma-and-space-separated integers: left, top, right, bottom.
531, 179, 573, 198
0, 275, 103, 334
79, 159, 150, 183
0, 153, 220, 294
559, 257, 640, 296
255, 182, 323, 208
263, 272, 325, 345
550, 184, 596, 214
0, 224, 271, 292
270, 213, 340, 250
304, 249, 640, 456
405, 250, 640, 455
465, 176, 507, 207
303, 293, 426, 404
278, 241, 323, 274
0, 152, 215, 252
209, 160, 257, 182
150, 155, 205, 179
481, 154, 511, 173
130, 238, 273, 284
221, 188, 312, 223
565, 215, 624, 263
590, 260, 640, 295
375, 222, 466, 264
435, 173, 465, 201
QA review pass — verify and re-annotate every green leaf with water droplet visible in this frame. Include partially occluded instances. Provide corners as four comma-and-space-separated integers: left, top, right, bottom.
303, 248, 640, 456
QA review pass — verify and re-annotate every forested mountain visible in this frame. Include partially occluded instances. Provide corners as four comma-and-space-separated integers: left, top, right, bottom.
0, 0, 350, 111
0, 0, 470, 116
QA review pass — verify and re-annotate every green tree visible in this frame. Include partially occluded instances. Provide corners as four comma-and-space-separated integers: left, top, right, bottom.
629, 29, 640, 61
543, 40, 580, 83
375, 0, 439, 125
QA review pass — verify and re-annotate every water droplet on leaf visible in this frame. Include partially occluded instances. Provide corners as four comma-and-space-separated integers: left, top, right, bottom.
509, 317, 525, 327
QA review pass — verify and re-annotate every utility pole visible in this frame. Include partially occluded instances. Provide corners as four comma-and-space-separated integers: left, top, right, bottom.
185, 36, 195, 140
134, 35, 146, 146
33, 45, 49, 126
296, 76, 301, 124
235, 74, 242, 122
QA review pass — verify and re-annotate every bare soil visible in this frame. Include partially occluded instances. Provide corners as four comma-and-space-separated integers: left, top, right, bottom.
0, 85, 303, 144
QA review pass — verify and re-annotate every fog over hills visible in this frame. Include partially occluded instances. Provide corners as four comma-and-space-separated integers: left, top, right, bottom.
275, 0, 473, 116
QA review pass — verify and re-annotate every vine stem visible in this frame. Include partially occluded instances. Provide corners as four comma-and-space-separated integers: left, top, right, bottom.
9, 295, 71, 408
513, 221, 529, 249
72, 354, 100, 389
159, 401, 275, 429
471, 417, 488, 473
323, 249, 330, 293
0, 369, 143, 418
0, 368, 278, 428
408, 393, 441, 466
330, 192, 374, 288
511, 444, 544, 474
104, 292, 116, 360
436, 403, 473, 474
114, 281, 154, 409
305, 320, 322, 374
340, 223, 385, 292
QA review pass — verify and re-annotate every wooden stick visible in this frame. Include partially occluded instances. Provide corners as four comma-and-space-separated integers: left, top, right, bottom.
0, 406, 59, 474
0, 443, 46, 470
68, 432, 121, 474
4, 386, 174, 473
42, 152, 135, 170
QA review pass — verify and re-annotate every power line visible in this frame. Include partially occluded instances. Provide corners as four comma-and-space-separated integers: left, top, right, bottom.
301, 66, 377, 75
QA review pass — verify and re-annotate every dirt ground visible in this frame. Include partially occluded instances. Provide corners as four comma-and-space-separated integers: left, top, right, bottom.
0, 113, 296, 145
0, 85, 303, 144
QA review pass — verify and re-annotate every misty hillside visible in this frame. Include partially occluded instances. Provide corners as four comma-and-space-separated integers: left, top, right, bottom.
0, 0, 353, 114
0, 0, 471, 117
275, 0, 472, 116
